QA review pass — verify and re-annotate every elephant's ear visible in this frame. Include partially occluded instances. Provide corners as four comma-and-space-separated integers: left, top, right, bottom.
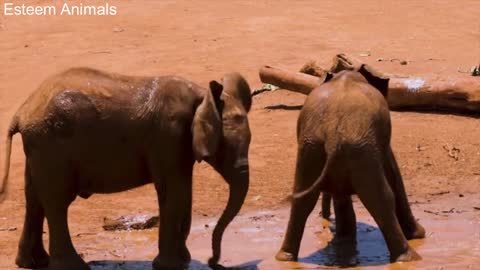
359, 64, 389, 97
192, 81, 223, 162
322, 72, 334, 83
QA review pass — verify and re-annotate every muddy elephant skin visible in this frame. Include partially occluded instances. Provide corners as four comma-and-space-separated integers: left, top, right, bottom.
0, 68, 252, 270
276, 65, 426, 263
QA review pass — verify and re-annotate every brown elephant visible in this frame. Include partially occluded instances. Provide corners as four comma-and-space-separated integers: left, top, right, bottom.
275, 65, 426, 263
0, 68, 252, 270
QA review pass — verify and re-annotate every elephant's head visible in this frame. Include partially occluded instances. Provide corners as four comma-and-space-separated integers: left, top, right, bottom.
323, 64, 390, 97
191, 72, 252, 267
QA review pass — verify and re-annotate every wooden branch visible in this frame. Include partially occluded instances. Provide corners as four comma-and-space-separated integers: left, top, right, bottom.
258, 55, 480, 114
259, 65, 323, 95
299, 60, 328, 77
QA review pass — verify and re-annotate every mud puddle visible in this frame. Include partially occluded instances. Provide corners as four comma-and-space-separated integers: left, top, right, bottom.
68, 194, 480, 270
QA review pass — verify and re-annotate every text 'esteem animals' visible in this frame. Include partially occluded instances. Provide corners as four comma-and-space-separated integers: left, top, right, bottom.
3, 2, 117, 16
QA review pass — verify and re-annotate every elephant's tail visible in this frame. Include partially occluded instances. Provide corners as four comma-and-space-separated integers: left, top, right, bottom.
291, 153, 335, 200
0, 115, 19, 203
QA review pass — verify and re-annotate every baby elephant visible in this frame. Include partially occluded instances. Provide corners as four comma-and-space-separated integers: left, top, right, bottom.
0, 68, 252, 270
276, 65, 425, 263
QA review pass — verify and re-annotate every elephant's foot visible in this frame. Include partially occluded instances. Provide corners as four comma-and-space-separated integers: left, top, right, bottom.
48, 254, 90, 270
275, 250, 297, 261
404, 221, 426, 240
153, 249, 190, 270
331, 235, 357, 247
207, 255, 219, 268
15, 246, 50, 269
152, 258, 189, 270
321, 210, 331, 220
391, 247, 421, 262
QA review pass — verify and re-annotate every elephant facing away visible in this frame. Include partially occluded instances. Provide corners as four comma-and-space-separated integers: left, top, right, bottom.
276, 66, 426, 263
0, 68, 253, 270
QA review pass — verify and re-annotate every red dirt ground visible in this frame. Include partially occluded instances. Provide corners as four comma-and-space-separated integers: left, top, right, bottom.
1, 1, 479, 269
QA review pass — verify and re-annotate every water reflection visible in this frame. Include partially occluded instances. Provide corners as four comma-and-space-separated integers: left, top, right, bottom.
88, 259, 261, 270
300, 222, 390, 267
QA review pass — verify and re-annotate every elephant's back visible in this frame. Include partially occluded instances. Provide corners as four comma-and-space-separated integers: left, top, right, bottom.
299, 76, 391, 147
15, 68, 152, 131
15, 68, 201, 136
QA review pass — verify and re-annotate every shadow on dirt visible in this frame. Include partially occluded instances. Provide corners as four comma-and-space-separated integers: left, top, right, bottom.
391, 108, 480, 119
264, 104, 480, 119
87, 259, 262, 270
264, 104, 303, 110
299, 222, 391, 268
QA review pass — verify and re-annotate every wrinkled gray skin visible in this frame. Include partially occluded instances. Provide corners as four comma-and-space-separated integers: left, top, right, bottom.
276, 66, 426, 263
0, 68, 252, 270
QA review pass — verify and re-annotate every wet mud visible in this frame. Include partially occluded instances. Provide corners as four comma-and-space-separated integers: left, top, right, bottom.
51, 194, 479, 270
1, 1, 479, 270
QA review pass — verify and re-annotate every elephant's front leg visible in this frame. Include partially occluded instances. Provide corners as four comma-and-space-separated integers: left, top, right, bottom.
330, 195, 358, 266
276, 146, 324, 262
332, 195, 356, 241
153, 170, 193, 270
320, 192, 332, 219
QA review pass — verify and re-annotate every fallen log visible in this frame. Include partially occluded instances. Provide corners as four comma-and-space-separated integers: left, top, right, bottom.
259, 65, 324, 95
388, 77, 480, 112
259, 61, 480, 114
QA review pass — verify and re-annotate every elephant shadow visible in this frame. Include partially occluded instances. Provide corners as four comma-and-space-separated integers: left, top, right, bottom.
299, 221, 391, 268
264, 104, 303, 110
82, 259, 261, 270
264, 104, 480, 119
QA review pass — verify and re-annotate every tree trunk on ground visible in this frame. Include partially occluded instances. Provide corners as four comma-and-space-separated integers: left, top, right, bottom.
258, 54, 480, 114
258, 65, 323, 95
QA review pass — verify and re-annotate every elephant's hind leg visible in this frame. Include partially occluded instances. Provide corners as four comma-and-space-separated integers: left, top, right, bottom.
276, 146, 324, 262
32, 156, 89, 270
44, 205, 89, 270
351, 157, 420, 262
384, 147, 425, 240
15, 160, 49, 269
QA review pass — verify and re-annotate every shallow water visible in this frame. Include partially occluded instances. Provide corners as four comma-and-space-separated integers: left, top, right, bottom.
81, 195, 480, 270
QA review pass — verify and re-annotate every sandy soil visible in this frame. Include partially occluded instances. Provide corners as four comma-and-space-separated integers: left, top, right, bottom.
1, 0, 479, 269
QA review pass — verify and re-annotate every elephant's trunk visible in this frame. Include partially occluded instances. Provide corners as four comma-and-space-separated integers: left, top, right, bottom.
208, 170, 249, 267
